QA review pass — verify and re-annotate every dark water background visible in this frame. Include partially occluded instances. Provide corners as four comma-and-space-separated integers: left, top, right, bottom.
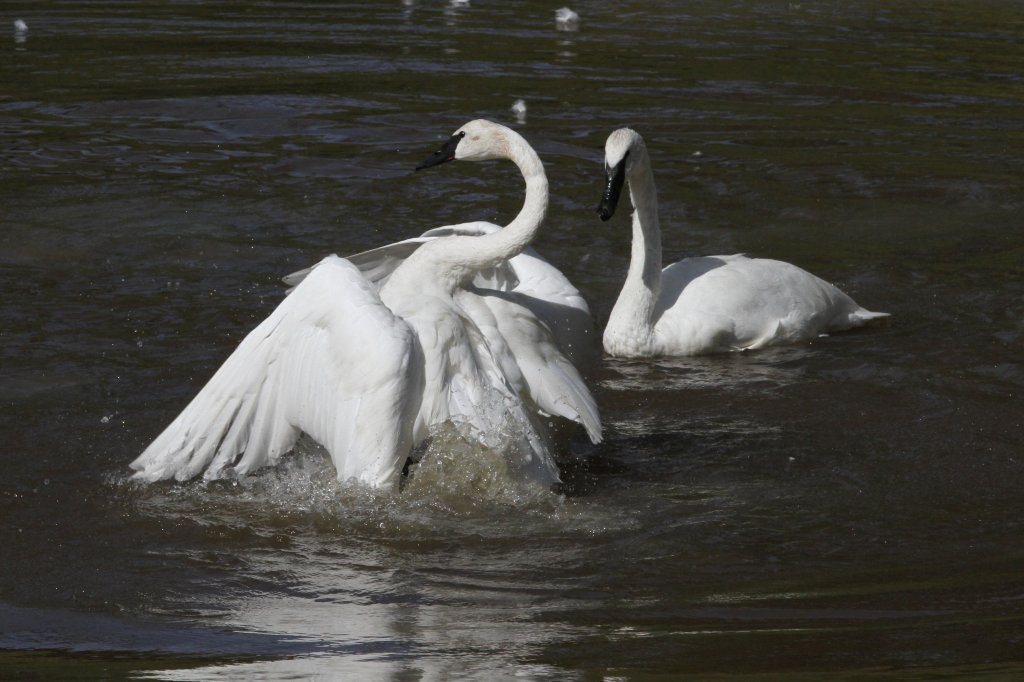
2, 1, 1023, 679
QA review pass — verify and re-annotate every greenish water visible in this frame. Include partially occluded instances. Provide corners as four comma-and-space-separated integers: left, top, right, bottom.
2, 1, 1023, 679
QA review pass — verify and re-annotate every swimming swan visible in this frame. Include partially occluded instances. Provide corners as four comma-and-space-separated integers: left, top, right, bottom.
130, 120, 600, 489
597, 127, 889, 357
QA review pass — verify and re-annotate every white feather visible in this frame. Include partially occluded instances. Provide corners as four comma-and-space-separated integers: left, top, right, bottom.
131, 257, 420, 487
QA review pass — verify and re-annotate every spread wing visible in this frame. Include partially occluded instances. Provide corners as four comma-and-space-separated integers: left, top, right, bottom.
282, 222, 519, 291
470, 291, 601, 444
131, 256, 422, 488
493, 248, 597, 372
284, 223, 596, 370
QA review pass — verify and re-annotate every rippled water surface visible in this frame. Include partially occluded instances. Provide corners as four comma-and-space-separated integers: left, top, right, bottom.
2, 1, 1023, 679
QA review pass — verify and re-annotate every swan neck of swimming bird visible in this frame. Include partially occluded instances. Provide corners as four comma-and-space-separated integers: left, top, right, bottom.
627, 153, 663, 298
605, 154, 662, 349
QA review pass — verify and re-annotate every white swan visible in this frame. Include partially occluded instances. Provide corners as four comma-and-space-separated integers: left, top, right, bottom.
598, 128, 889, 357
284, 139, 597, 374
131, 120, 600, 489
296, 222, 599, 373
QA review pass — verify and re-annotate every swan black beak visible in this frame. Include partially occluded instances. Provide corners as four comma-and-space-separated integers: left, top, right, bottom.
597, 154, 628, 222
415, 131, 466, 170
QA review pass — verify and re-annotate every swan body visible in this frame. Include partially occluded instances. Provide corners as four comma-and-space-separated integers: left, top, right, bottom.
284, 222, 597, 372
131, 120, 600, 489
598, 128, 889, 357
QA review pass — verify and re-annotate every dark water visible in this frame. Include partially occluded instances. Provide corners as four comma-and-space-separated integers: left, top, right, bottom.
2, 0, 1023, 679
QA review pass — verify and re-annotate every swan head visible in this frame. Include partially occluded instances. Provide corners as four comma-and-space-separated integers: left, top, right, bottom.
597, 128, 644, 222
416, 119, 513, 170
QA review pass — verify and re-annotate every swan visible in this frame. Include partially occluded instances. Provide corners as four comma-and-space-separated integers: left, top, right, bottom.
597, 128, 889, 357
285, 222, 598, 373
130, 120, 600, 489
283, 133, 597, 374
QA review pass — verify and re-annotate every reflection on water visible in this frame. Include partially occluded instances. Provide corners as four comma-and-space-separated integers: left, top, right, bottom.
117, 446, 628, 679
601, 345, 815, 393
2, 0, 1024, 678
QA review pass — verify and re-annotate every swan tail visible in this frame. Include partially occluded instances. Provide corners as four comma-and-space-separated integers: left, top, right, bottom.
848, 308, 891, 326
824, 305, 891, 334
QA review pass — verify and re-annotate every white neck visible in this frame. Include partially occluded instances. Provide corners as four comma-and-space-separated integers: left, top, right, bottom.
604, 148, 663, 353
460, 131, 548, 275
397, 129, 548, 294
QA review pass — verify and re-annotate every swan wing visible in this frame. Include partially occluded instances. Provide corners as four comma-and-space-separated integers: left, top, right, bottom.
501, 248, 597, 371
281, 239, 425, 290
395, 225, 599, 370
395, 294, 563, 488
281, 221, 518, 291
131, 256, 421, 488
282, 226, 596, 369
476, 291, 601, 444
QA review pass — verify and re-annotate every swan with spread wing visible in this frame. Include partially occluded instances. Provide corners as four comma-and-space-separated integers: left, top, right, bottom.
131, 120, 600, 489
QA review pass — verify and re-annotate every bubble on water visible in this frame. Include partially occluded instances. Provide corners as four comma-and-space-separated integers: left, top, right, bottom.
554, 7, 579, 32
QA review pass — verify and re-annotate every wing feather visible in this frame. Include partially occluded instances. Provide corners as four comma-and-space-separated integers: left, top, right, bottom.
475, 292, 601, 444
281, 222, 518, 291
132, 256, 420, 488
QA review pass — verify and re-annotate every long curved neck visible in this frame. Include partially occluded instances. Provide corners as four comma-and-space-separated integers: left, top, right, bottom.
459, 132, 548, 275
607, 148, 662, 339
383, 129, 548, 299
